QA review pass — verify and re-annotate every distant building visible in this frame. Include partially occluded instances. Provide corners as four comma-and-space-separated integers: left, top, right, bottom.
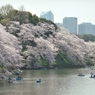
63, 17, 78, 34
40, 11, 54, 22
78, 23, 95, 35
55, 23, 63, 27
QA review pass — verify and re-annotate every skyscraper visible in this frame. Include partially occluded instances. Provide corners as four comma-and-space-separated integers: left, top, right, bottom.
63, 17, 78, 34
40, 11, 54, 22
78, 23, 95, 35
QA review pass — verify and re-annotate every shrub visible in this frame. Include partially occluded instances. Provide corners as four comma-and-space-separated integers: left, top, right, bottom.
0, 18, 10, 26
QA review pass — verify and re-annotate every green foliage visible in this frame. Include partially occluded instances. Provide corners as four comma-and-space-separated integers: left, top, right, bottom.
39, 58, 49, 67
11, 9, 20, 21
7, 9, 19, 21
30, 60, 36, 67
28, 12, 33, 23
0, 65, 3, 71
45, 20, 58, 30
0, 4, 58, 30
22, 45, 27, 52
59, 52, 69, 64
18, 11, 29, 25
0, 14, 3, 21
0, 18, 10, 26
85, 59, 92, 65
77, 34, 95, 42
39, 18, 46, 22
55, 52, 68, 67
31, 14, 40, 25
53, 61, 56, 65
55, 51, 74, 67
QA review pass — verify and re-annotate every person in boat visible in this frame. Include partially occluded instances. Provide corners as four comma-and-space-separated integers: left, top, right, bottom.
8, 76, 12, 83
91, 72, 93, 75
90, 72, 94, 78
8, 76, 12, 80
37, 78, 41, 82
39, 79, 41, 81
78, 73, 82, 76
18, 76, 20, 78
16, 76, 22, 80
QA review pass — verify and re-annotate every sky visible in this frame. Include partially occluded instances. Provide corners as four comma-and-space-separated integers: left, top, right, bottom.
0, 0, 95, 24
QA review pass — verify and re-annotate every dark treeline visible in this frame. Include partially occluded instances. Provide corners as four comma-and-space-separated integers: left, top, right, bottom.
77, 34, 95, 42
0, 4, 57, 29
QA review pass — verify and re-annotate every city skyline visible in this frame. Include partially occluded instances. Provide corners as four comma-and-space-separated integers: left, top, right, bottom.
40, 11, 54, 22
78, 22, 95, 35
62, 17, 95, 36
0, 0, 95, 24
63, 17, 78, 34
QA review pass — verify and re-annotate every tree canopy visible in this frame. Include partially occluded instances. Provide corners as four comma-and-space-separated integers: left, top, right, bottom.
0, 4, 57, 29
0, 4, 14, 17
77, 34, 95, 42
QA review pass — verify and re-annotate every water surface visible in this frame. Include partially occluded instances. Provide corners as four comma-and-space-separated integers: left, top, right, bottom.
0, 67, 95, 95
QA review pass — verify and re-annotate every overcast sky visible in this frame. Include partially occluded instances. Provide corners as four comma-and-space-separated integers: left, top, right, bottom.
0, 0, 95, 24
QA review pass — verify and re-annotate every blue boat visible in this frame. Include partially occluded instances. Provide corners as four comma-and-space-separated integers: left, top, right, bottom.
36, 79, 41, 83
90, 75, 95, 78
78, 73, 85, 76
16, 77, 22, 81
41, 67, 47, 70
15, 72, 20, 75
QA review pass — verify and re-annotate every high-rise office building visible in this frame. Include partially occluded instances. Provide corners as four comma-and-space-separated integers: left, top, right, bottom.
40, 11, 54, 22
78, 23, 95, 35
63, 17, 78, 34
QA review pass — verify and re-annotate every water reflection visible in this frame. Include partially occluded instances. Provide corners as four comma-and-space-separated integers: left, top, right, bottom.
0, 68, 95, 95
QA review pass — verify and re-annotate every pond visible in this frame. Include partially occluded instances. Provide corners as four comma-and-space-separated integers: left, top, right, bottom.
0, 67, 95, 95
